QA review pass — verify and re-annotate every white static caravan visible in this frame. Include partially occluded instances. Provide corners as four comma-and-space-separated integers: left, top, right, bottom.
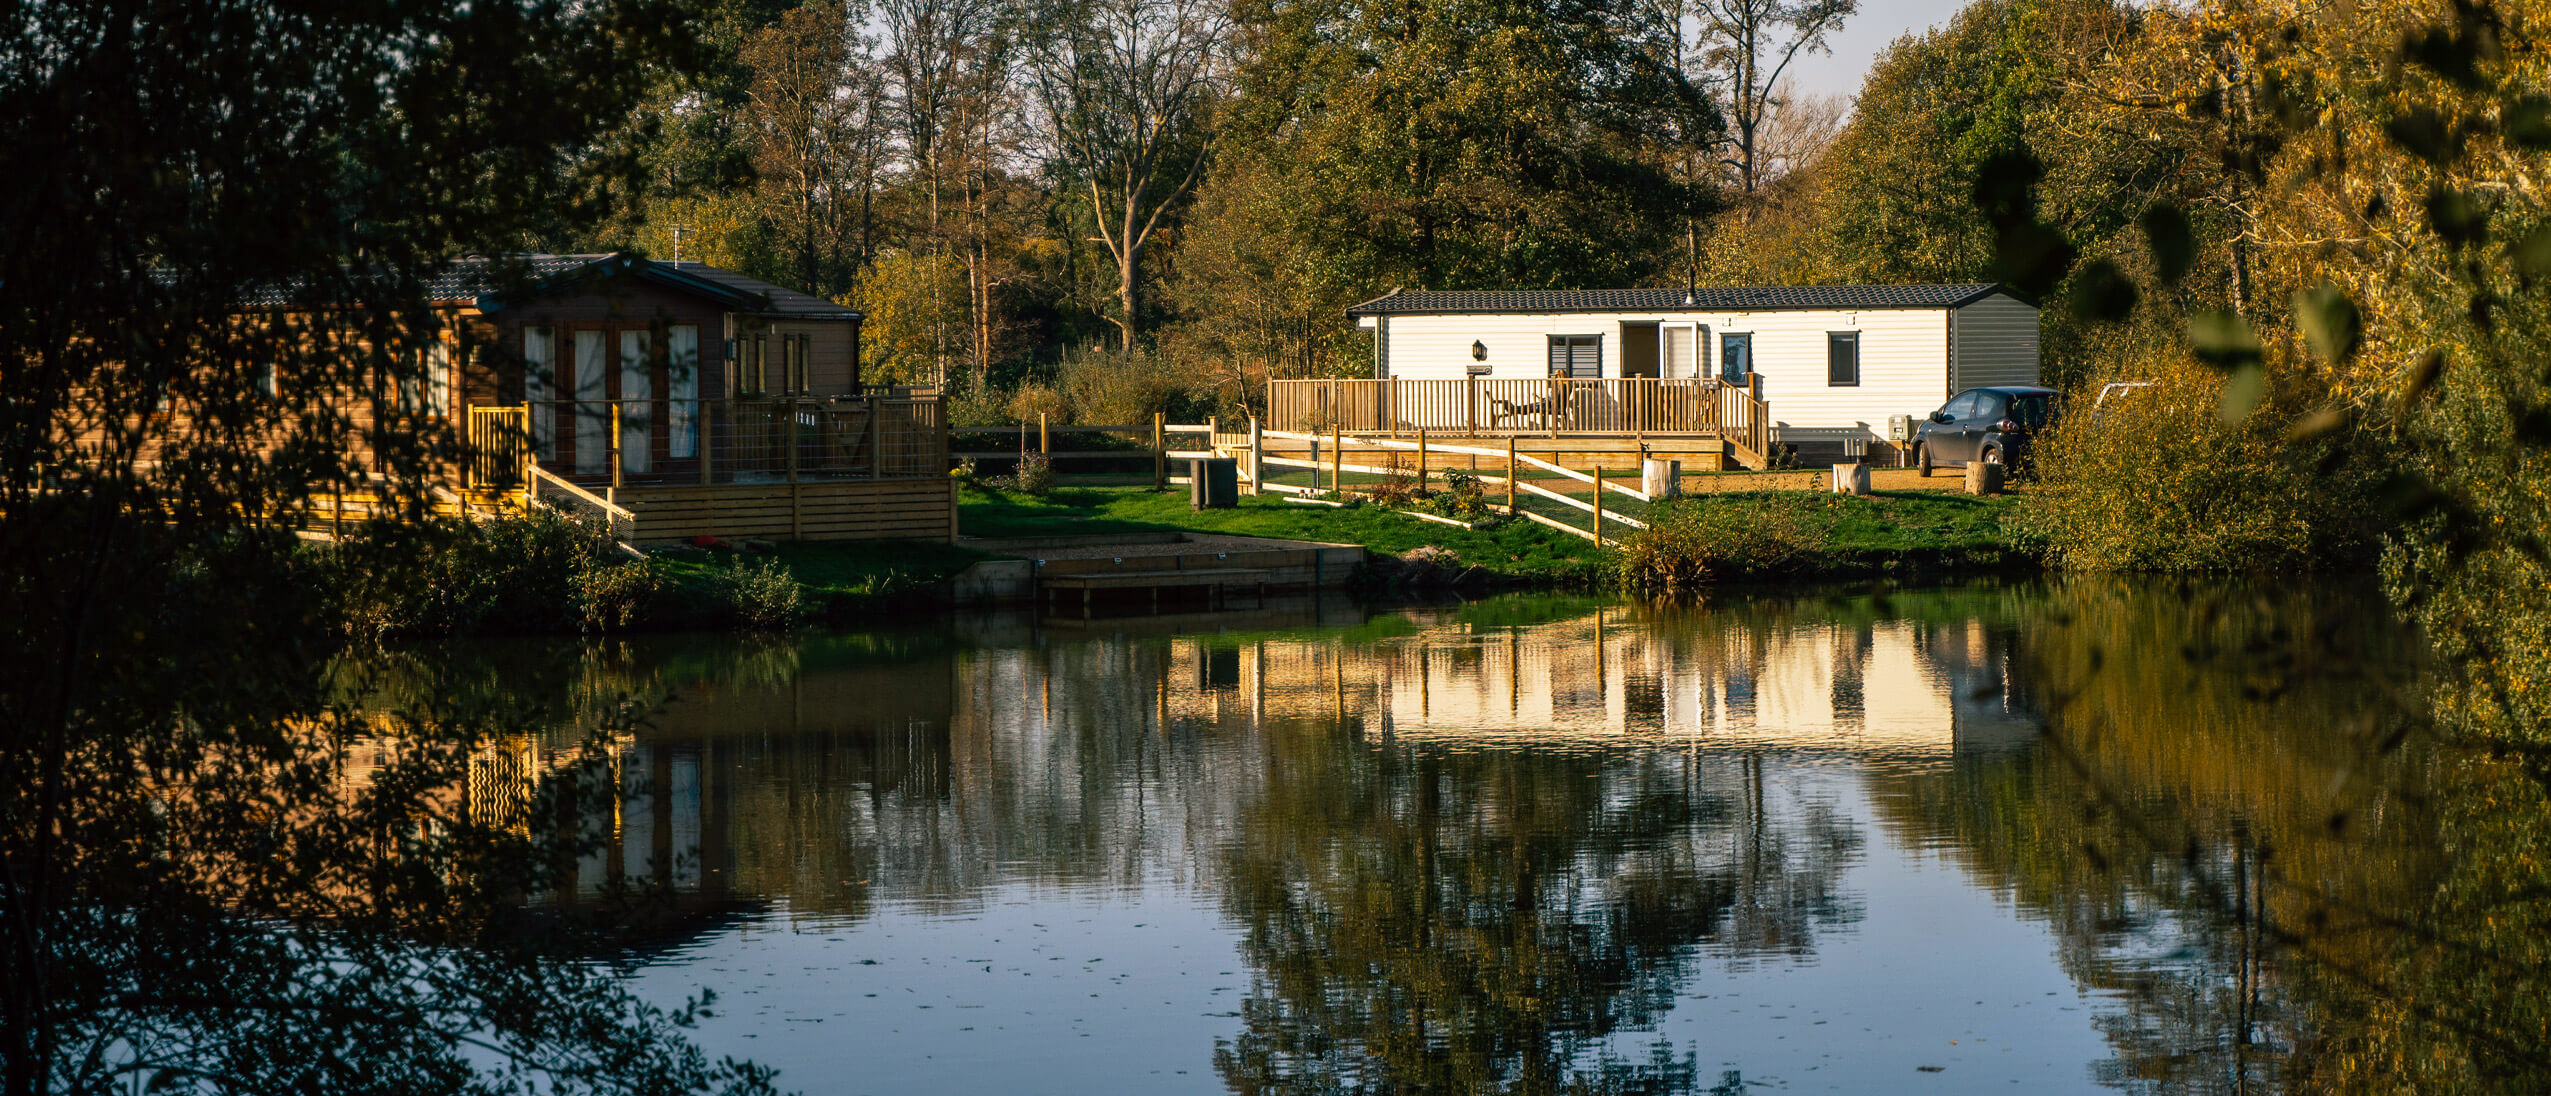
1346, 284, 2041, 443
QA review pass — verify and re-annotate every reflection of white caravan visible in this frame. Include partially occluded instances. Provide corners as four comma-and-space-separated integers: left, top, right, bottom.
1138, 611, 2032, 759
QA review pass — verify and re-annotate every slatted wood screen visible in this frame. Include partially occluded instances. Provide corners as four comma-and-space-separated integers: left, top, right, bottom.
620, 479, 957, 542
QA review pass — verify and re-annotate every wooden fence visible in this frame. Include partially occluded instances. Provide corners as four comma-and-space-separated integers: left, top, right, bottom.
1268, 377, 1769, 459
1234, 424, 1652, 546
504, 396, 947, 489
954, 414, 1224, 487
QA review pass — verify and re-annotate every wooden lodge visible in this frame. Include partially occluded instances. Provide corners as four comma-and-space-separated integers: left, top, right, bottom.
389, 254, 952, 543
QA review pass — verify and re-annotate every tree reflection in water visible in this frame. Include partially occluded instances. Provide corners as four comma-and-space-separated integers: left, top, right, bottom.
424, 585, 2551, 1093
1213, 725, 1859, 1095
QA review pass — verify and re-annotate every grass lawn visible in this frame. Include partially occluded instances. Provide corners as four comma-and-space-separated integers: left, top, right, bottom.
1629, 488, 2036, 583
960, 485, 1613, 581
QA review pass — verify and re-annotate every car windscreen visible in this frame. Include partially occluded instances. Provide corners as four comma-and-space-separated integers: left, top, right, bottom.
2008, 393, 2056, 428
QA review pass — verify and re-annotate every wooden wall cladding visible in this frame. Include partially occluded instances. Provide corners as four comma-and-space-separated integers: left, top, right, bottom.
621, 479, 956, 543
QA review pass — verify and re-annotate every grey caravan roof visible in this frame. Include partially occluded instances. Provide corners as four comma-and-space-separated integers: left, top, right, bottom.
1345, 284, 2021, 317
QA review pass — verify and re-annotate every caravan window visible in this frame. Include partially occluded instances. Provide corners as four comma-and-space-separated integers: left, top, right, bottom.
1827, 331, 1861, 387
1546, 335, 1601, 378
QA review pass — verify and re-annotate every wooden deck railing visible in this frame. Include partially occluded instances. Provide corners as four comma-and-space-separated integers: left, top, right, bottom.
498, 396, 949, 488
1268, 377, 1769, 458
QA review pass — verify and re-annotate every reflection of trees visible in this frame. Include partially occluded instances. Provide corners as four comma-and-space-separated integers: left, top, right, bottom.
1215, 723, 1859, 1095
1866, 578, 2551, 1094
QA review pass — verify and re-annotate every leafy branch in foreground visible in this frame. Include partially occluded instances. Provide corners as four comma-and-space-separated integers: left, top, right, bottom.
0, 1, 783, 1093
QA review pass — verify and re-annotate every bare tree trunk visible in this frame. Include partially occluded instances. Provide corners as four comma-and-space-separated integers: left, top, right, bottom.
1116, 240, 1141, 350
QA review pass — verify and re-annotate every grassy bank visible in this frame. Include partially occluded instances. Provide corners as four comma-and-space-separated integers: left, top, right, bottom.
1617, 490, 2035, 593
377, 485, 2035, 636
960, 485, 1611, 585
662, 485, 2036, 623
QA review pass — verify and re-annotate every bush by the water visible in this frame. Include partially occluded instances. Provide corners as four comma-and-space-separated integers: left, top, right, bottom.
358, 506, 636, 636
1617, 496, 1828, 594
2017, 351, 2387, 573
718, 556, 804, 630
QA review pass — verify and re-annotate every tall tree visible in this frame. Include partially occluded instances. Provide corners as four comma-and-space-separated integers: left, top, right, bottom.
1214, 0, 1712, 300
883, 0, 1011, 382
742, 0, 882, 300
1693, 0, 1855, 196
1023, 0, 1228, 349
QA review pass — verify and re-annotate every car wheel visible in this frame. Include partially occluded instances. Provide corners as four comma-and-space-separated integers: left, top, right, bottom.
1982, 445, 2004, 466
1916, 443, 1933, 478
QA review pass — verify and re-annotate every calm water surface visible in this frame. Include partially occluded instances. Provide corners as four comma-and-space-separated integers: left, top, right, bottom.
467, 581, 2476, 1093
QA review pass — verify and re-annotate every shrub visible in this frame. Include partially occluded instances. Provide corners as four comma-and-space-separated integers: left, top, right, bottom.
2016, 349, 2388, 573
1365, 461, 1424, 508
1434, 471, 1491, 520
1617, 497, 1828, 594
575, 558, 663, 633
720, 556, 803, 630
1007, 384, 1068, 424
1056, 345, 1212, 427
1013, 452, 1056, 495
945, 383, 1011, 428
367, 506, 626, 636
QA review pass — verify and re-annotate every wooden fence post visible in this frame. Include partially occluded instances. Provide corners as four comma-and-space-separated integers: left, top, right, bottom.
1246, 416, 1263, 496
1039, 412, 1049, 456
1152, 412, 1166, 490
700, 399, 714, 486
868, 398, 884, 480
1466, 374, 1478, 434
1590, 466, 1603, 544
1506, 437, 1518, 513
609, 401, 623, 496
1416, 429, 1427, 490
1331, 423, 1343, 496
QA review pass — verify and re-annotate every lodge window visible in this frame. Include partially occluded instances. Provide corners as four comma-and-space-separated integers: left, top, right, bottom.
1827, 331, 1860, 387
1720, 333, 1752, 383
1546, 335, 1601, 378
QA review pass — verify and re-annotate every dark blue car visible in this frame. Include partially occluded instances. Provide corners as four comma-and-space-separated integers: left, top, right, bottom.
1914, 386, 2060, 476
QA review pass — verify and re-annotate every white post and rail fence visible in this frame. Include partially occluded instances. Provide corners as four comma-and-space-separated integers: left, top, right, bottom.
1235, 423, 1661, 547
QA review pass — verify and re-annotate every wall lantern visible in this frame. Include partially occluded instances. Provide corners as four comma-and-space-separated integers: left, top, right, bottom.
1471, 339, 1488, 361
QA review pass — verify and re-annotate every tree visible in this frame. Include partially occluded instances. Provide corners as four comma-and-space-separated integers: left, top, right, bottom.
1691, 0, 1856, 197
882, 0, 1013, 383
854, 250, 975, 385
1214, 0, 1710, 304
1022, 0, 1228, 350
742, 0, 885, 300
0, 2, 776, 1093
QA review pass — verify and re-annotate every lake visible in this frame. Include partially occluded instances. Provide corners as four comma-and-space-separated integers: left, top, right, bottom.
447, 579, 2535, 1094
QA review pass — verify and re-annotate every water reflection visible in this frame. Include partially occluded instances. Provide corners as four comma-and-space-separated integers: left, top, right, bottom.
394, 582, 2551, 1093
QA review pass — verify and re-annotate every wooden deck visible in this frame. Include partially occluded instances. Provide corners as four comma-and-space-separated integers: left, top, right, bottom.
460, 396, 961, 544
1267, 377, 1771, 468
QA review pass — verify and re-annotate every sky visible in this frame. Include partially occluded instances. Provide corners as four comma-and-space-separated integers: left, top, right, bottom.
1780, 0, 1977, 106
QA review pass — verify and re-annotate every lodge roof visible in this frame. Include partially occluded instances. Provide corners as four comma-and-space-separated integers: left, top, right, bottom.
230, 253, 860, 319
1343, 284, 2020, 317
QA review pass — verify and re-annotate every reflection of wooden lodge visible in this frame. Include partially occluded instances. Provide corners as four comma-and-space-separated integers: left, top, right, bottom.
1150, 609, 2034, 756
